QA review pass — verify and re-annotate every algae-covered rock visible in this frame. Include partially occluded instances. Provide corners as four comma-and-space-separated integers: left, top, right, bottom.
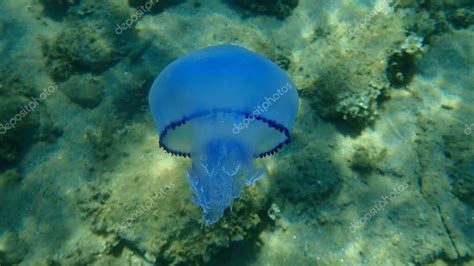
128, 0, 185, 13
78, 175, 269, 265
0, 168, 22, 188
0, 62, 61, 172
0, 231, 29, 265
112, 69, 154, 121
0, 95, 40, 170
396, 0, 474, 43
292, 1, 448, 128
450, 7, 474, 28
452, 163, 474, 207
62, 74, 105, 109
74, 122, 271, 265
41, 1, 135, 82
272, 140, 341, 209
39, 0, 80, 19
350, 141, 387, 172
233, 0, 298, 19
302, 60, 389, 127
42, 22, 120, 81
443, 132, 474, 207
295, 6, 408, 127
387, 35, 425, 87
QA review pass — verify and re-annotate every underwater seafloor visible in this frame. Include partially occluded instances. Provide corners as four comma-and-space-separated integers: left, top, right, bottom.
0, 0, 473, 265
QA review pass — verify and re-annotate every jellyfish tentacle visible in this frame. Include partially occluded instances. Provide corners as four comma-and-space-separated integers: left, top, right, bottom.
187, 139, 265, 224
245, 168, 265, 186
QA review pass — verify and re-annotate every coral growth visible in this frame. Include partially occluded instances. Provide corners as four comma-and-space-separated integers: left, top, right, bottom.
387, 35, 425, 87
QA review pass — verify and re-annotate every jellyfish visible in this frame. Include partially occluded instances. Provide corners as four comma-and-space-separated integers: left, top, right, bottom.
148, 44, 298, 224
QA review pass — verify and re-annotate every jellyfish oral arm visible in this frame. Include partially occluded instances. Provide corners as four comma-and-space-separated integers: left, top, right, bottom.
186, 139, 263, 224
246, 168, 265, 186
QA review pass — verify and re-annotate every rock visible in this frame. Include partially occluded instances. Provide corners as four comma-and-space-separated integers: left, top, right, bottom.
62, 74, 105, 109
39, 0, 80, 19
233, 0, 298, 19
128, 0, 185, 13
42, 20, 121, 81
0, 231, 29, 265
0, 95, 40, 170
0, 168, 22, 188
